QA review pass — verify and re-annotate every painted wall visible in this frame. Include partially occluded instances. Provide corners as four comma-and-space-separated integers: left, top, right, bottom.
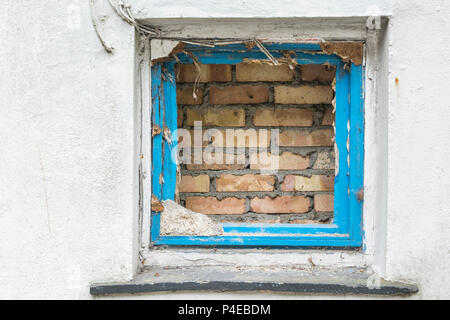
0, 0, 449, 299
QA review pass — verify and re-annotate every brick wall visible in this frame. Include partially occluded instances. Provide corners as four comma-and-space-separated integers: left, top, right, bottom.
176, 62, 335, 224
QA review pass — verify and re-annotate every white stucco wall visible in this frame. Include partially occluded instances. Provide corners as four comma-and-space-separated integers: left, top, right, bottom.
1, 0, 449, 299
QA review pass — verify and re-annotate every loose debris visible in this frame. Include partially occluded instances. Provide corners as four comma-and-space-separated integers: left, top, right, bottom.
160, 200, 224, 236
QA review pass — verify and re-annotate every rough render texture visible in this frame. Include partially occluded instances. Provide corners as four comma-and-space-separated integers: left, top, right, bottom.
1, 0, 449, 299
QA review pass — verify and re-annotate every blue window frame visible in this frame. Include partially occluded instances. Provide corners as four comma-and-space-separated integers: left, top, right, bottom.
150, 43, 364, 247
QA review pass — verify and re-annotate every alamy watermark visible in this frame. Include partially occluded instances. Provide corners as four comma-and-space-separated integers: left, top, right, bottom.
172, 121, 280, 172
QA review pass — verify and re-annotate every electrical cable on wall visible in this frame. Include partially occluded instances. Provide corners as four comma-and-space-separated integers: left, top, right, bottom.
89, 0, 114, 53
92, 0, 281, 65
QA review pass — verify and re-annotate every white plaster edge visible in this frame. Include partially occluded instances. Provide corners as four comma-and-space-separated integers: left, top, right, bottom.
362, 26, 389, 277
142, 249, 367, 269
150, 39, 180, 61
138, 37, 153, 260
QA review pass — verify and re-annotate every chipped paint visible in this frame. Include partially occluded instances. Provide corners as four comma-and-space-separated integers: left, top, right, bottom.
151, 41, 185, 64
320, 42, 363, 66
162, 125, 173, 144
244, 40, 256, 50
331, 77, 339, 176
151, 194, 164, 212
152, 124, 161, 137
357, 189, 364, 202
347, 120, 350, 168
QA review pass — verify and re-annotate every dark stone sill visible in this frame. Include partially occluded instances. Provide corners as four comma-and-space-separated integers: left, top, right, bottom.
90, 266, 418, 297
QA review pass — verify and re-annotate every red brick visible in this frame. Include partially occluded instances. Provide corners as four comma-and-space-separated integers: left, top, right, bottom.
176, 64, 232, 83
250, 196, 310, 214
209, 85, 269, 105
278, 129, 334, 147
300, 65, 336, 82
216, 174, 275, 192
178, 175, 210, 193
314, 194, 334, 212
236, 63, 295, 82
177, 87, 203, 105
250, 152, 309, 170
185, 197, 247, 214
186, 107, 245, 127
281, 174, 334, 191
274, 85, 333, 104
253, 108, 313, 127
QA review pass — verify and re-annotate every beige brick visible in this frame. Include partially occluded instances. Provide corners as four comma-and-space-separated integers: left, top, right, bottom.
176, 64, 232, 83
177, 87, 203, 105
236, 63, 295, 82
300, 65, 336, 82
274, 85, 333, 104
322, 108, 334, 125
177, 130, 204, 148
210, 85, 269, 105
250, 196, 310, 214
178, 129, 212, 148
179, 128, 271, 148
178, 175, 210, 193
313, 151, 335, 170
186, 108, 245, 127
250, 152, 309, 170
186, 152, 246, 170
278, 129, 334, 147
253, 108, 313, 127
186, 163, 246, 170
281, 174, 334, 191
314, 194, 334, 212
185, 197, 246, 214
216, 174, 275, 192
205, 128, 271, 148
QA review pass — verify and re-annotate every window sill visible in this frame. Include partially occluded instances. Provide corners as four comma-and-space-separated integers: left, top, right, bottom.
90, 266, 418, 297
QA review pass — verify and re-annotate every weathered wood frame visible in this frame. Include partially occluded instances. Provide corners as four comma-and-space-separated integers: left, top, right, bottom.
150, 43, 364, 247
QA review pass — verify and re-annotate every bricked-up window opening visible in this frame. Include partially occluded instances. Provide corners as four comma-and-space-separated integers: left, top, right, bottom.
151, 43, 364, 247
176, 63, 336, 224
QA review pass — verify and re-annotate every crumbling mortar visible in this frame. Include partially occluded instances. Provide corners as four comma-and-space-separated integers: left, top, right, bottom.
209, 212, 320, 224
231, 64, 236, 82
294, 63, 302, 82
178, 190, 334, 201
180, 168, 335, 177
210, 174, 216, 193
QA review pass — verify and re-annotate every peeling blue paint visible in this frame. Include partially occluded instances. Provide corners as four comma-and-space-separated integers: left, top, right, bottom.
151, 44, 364, 247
